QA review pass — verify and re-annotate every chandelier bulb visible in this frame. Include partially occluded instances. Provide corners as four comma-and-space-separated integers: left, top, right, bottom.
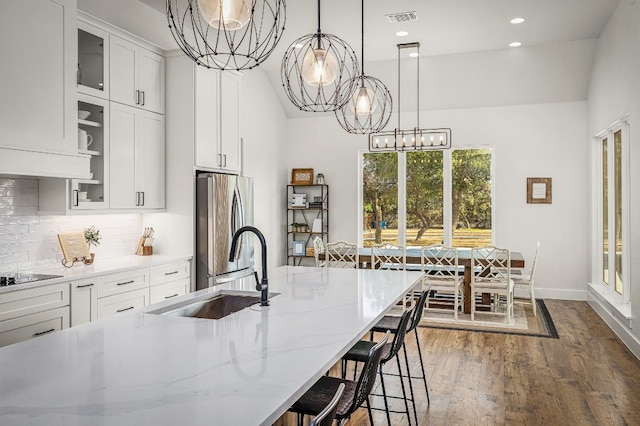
197, 0, 252, 31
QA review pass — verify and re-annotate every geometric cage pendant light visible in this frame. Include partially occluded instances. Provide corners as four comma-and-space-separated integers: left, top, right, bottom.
335, 0, 392, 134
167, 0, 286, 71
281, 0, 359, 112
369, 42, 451, 151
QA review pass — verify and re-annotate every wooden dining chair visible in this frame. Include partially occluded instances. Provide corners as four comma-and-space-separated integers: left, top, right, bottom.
512, 241, 540, 316
325, 241, 359, 269
421, 245, 464, 319
313, 236, 326, 267
471, 245, 514, 324
372, 243, 406, 270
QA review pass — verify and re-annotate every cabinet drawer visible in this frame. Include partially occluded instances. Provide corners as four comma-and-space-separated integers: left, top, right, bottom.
0, 283, 70, 322
150, 261, 190, 286
97, 288, 148, 320
98, 269, 148, 298
149, 278, 190, 305
0, 306, 69, 348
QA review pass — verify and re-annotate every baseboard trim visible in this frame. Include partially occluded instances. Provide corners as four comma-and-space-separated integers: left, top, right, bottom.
587, 288, 640, 360
528, 287, 587, 301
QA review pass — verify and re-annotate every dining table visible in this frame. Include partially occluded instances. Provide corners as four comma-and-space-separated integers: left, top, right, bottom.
322, 246, 525, 314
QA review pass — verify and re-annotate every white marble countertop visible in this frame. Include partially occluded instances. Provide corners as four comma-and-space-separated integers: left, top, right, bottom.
0, 266, 423, 425
0, 255, 192, 295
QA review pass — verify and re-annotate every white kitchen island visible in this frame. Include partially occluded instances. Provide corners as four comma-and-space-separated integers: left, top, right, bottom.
0, 266, 423, 425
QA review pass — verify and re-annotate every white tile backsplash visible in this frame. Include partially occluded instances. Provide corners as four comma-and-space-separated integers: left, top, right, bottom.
0, 177, 143, 274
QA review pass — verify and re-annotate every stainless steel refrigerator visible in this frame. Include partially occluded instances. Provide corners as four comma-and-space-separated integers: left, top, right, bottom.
196, 173, 254, 290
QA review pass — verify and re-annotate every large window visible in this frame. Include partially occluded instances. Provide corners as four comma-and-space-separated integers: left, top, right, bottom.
361, 148, 492, 248
597, 120, 628, 301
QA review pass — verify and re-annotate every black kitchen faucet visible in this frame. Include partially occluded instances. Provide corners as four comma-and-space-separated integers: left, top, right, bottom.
229, 226, 269, 306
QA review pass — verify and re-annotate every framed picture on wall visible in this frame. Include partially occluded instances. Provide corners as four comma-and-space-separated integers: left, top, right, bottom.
527, 177, 552, 204
293, 240, 305, 256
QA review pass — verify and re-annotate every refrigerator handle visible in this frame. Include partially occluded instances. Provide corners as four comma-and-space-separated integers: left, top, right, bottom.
231, 188, 243, 256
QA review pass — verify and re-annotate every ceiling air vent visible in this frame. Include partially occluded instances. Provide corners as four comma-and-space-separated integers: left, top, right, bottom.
385, 11, 418, 24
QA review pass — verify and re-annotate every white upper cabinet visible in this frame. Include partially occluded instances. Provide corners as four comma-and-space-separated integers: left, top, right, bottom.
0, 0, 89, 178
190, 62, 242, 173
77, 20, 109, 99
110, 35, 165, 114
220, 72, 241, 172
194, 66, 220, 170
110, 102, 165, 210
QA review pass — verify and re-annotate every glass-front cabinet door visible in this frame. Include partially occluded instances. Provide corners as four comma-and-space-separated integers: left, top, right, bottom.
73, 94, 109, 210
77, 21, 109, 99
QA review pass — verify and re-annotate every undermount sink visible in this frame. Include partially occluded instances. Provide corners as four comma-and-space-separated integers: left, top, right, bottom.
149, 291, 276, 320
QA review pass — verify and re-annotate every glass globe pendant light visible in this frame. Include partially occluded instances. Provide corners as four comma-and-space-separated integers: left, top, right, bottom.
167, 0, 286, 71
281, 0, 359, 112
335, 0, 392, 134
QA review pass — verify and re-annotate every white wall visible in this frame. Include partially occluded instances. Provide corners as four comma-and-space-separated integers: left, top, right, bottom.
240, 69, 289, 270
586, 0, 640, 355
287, 101, 589, 300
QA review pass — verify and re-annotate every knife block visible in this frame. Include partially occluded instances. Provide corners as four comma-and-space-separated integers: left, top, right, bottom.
135, 238, 153, 256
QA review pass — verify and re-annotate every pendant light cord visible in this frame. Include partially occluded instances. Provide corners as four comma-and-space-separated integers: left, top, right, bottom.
316, 0, 322, 48
417, 44, 420, 129
361, 0, 365, 77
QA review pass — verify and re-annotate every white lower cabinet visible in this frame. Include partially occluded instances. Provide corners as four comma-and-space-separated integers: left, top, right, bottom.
0, 259, 191, 347
149, 261, 190, 304
0, 283, 70, 348
70, 279, 99, 327
150, 278, 190, 305
97, 288, 149, 319
0, 307, 69, 348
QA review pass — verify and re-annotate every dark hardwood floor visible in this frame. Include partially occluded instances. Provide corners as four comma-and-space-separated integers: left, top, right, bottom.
275, 300, 640, 425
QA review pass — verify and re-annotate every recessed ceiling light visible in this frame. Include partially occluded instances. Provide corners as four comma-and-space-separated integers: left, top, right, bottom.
510, 17, 525, 24
509, 41, 522, 47
409, 52, 420, 57
396, 31, 409, 37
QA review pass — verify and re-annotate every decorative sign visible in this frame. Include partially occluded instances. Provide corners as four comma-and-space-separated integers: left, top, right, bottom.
291, 168, 314, 185
58, 232, 91, 264
527, 177, 552, 204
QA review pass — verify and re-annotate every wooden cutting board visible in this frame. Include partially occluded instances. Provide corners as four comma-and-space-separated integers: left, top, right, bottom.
58, 232, 91, 263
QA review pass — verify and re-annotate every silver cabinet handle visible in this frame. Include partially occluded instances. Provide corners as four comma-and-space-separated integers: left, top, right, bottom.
34, 328, 56, 337
73, 190, 79, 207
136, 90, 140, 105
116, 280, 135, 286
164, 271, 179, 276
164, 294, 179, 299
141, 91, 145, 106
223, 154, 227, 167
135, 192, 140, 206
117, 306, 134, 313
218, 153, 223, 167
140, 192, 145, 206
76, 283, 94, 288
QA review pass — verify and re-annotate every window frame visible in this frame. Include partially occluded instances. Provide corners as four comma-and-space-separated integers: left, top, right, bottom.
594, 116, 630, 304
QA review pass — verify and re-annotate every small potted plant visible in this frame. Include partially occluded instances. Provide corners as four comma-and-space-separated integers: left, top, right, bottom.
83, 225, 101, 264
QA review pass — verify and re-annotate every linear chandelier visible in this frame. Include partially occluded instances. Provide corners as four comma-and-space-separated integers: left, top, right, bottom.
167, 0, 286, 71
280, 0, 359, 112
335, 0, 392, 134
369, 43, 451, 151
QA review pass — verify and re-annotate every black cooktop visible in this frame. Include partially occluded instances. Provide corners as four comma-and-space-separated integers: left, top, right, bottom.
0, 273, 63, 287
